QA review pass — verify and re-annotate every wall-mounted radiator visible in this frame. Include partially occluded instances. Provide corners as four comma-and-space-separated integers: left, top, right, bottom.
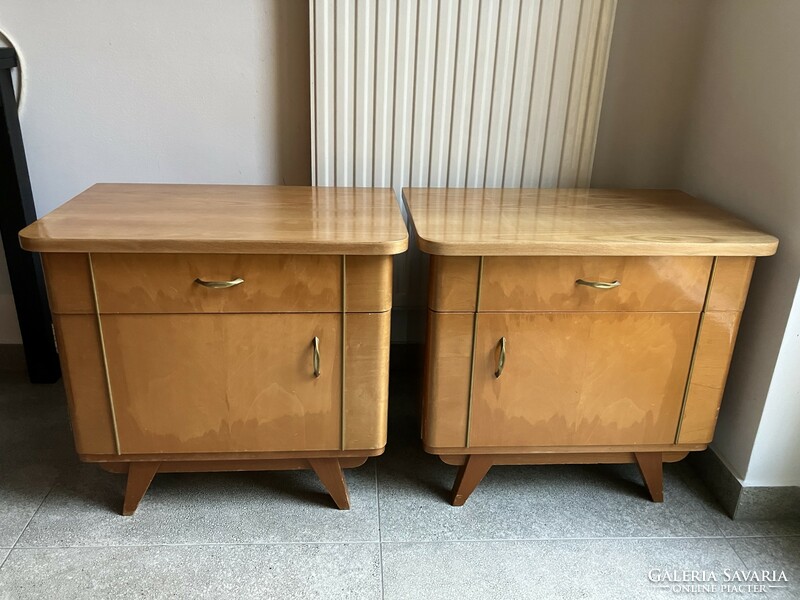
310, 0, 618, 340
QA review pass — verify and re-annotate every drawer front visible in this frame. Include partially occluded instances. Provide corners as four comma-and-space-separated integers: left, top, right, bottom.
90, 253, 391, 314
103, 313, 341, 453
480, 256, 712, 312
469, 312, 699, 447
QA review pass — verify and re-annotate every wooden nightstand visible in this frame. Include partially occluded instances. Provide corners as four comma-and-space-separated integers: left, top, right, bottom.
19, 184, 408, 514
404, 188, 777, 506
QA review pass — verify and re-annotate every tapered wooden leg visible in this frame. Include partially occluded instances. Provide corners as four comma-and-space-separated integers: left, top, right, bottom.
634, 452, 663, 503
309, 458, 351, 510
451, 455, 493, 506
122, 462, 160, 516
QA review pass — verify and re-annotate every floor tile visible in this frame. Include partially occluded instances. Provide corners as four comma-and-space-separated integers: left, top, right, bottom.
709, 509, 800, 538
0, 543, 381, 600
677, 462, 800, 538
377, 443, 723, 541
0, 464, 56, 547
18, 461, 379, 547
382, 538, 745, 600
0, 375, 71, 546
0, 374, 72, 458
727, 536, 800, 599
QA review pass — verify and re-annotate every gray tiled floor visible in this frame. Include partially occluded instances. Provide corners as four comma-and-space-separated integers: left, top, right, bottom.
0, 366, 798, 599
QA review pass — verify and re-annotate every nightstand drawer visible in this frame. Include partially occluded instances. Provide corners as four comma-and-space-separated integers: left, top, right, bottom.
89, 253, 391, 314
480, 256, 712, 312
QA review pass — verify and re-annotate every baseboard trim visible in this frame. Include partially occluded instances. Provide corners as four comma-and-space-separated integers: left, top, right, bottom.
0, 343, 25, 372
689, 448, 800, 520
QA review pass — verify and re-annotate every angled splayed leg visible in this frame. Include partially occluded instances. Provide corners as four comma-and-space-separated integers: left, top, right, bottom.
634, 452, 664, 503
451, 455, 493, 506
309, 458, 351, 510
122, 462, 160, 516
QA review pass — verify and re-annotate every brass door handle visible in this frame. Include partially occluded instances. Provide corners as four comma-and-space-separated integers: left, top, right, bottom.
194, 277, 244, 289
575, 278, 620, 289
494, 337, 506, 378
312, 336, 321, 378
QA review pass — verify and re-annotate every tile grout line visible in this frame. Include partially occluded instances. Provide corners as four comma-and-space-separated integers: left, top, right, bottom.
680, 471, 800, 544
11, 535, 766, 552
1, 484, 54, 569
378, 535, 734, 545
712, 532, 800, 540
672, 462, 731, 539
13, 541, 391, 550
8, 533, 799, 552
375, 458, 385, 600
15, 534, 800, 555
723, 536, 751, 571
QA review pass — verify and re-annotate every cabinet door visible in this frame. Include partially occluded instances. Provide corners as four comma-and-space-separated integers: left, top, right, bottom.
470, 312, 699, 447
102, 314, 342, 453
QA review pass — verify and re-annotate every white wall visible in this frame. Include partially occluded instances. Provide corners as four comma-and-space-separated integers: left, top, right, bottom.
747, 284, 800, 486
595, 0, 800, 486
0, 0, 311, 344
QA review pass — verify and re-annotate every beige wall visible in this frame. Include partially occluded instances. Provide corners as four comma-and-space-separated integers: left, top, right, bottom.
593, 0, 709, 188
595, 0, 800, 486
0, 0, 311, 344
678, 0, 800, 487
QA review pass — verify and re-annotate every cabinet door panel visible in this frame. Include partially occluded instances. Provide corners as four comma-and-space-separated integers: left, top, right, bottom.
470, 312, 699, 447
103, 314, 342, 453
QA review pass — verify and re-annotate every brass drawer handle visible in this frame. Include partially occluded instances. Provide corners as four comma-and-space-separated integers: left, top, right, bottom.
312, 336, 321, 378
575, 278, 620, 290
194, 277, 244, 289
495, 337, 506, 378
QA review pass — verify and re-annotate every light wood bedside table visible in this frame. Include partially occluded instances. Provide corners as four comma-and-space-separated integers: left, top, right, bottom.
403, 188, 777, 506
19, 184, 408, 514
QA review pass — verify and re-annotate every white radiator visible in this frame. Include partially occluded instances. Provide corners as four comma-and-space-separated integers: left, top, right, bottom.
310, 0, 617, 340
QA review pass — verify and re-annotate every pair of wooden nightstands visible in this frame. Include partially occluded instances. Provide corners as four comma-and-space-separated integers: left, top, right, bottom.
20, 185, 776, 514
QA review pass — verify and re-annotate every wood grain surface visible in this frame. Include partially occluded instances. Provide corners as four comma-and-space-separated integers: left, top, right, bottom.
480, 256, 712, 312
20, 184, 408, 255
92, 253, 343, 314
428, 256, 481, 312
42, 254, 95, 314
469, 312, 699, 447
422, 311, 474, 449
678, 256, 754, 444
343, 312, 391, 450
403, 188, 778, 256
52, 314, 118, 455
705, 256, 755, 312
102, 313, 345, 454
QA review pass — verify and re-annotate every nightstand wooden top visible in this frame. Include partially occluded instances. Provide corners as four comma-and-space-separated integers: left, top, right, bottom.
20, 184, 409, 255
402, 188, 778, 256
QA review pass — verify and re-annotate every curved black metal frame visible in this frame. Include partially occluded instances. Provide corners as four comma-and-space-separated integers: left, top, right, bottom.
0, 47, 60, 382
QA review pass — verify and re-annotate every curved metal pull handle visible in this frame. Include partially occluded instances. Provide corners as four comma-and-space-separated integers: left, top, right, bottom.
575, 278, 621, 290
494, 337, 506, 378
312, 337, 321, 378
194, 277, 244, 289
